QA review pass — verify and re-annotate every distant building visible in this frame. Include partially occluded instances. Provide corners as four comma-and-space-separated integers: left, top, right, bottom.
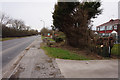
96, 19, 120, 43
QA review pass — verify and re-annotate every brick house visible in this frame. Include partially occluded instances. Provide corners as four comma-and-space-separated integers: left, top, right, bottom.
96, 19, 120, 43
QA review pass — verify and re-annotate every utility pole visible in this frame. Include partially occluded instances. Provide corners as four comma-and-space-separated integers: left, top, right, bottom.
40, 20, 45, 28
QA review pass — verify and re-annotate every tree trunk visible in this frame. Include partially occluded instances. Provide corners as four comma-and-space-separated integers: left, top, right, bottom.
66, 34, 87, 49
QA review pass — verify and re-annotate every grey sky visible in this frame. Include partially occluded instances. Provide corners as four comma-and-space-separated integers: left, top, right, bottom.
0, 0, 119, 31
0, 2, 56, 31
92, 1, 119, 29
118, 1, 120, 19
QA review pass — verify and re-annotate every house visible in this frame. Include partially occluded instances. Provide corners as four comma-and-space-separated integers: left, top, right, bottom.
96, 19, 120, 43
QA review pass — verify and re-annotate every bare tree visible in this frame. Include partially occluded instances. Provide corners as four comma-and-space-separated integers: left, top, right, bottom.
18, 20, 26, 30
9, 19, 26, 30
0, 13, 10, 25
13, 19, 23, 30
26, 26, 31, 31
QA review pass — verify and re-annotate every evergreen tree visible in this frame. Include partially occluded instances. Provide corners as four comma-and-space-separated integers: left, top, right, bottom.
52, 1, 102, 49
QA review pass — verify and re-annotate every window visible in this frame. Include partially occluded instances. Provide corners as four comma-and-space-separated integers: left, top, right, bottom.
97, 27, 100, 31
106, 25, 113, 30
114, 25, 117, 30
100, 26, 105, 31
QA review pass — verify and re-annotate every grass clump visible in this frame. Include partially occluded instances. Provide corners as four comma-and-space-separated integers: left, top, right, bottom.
41, 36, 54, 42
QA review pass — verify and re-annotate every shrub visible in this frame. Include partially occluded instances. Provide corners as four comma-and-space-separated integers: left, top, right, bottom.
55, 37, 63, 43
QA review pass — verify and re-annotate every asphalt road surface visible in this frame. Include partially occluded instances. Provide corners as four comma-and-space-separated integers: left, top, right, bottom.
2, 36, 38, 67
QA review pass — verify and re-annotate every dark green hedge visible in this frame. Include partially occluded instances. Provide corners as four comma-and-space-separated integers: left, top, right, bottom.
2, 25, 38, 38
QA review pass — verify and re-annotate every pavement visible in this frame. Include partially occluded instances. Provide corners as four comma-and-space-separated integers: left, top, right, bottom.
56, 59, 118, 78
9, 36, 63, 78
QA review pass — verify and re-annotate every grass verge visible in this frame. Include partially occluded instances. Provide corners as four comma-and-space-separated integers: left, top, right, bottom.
41, 36, 45, 40
1, 37, 18, 41
42, 46, 90, 60
1, 37, 26, 41
41, 36, 55, 42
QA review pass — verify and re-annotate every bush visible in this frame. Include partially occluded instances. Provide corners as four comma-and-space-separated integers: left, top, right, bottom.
55, 37, 63, 43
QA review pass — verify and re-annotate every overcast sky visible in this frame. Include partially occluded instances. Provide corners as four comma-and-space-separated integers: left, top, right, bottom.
0, 0, 119, 31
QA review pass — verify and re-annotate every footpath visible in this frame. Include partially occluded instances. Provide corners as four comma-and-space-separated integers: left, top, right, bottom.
8, 37, 64, 78
56, 59, 118, 78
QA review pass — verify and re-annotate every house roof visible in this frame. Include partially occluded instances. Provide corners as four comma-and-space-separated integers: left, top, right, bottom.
96, 19, 120, 27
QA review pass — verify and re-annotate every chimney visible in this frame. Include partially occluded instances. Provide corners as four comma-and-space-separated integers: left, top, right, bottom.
110, 19, 114, 22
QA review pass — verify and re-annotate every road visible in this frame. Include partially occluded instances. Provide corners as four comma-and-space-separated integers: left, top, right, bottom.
2, 36, 38, 67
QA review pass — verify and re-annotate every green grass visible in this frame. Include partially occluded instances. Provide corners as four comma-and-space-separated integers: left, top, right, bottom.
42, 46, 90, 60
41, 36, 45, 40
41, 36, 55, 42
111, 44, 120, 56
48, 38, 55, 41
1, 37, 18, 41
1, 37, 26, 41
